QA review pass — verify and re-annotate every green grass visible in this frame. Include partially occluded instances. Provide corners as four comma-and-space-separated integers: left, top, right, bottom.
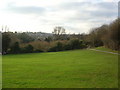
95, 46, 118, 53
3, 49, 118, 88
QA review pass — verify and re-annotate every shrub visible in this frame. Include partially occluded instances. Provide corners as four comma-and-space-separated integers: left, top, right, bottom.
79, 40, 87, 49
64, 43, 72, 50
10, 42, 21, 54
21, 44, 34, 53
2, 33, 11, 54
56, 42, 64, 51
70, 39, 81, 49
48, 42, 64, 52
34, 49, 44, 53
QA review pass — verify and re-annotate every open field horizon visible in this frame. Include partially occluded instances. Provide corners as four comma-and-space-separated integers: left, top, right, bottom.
2, 48, 118, 88
0, 0, 119, 88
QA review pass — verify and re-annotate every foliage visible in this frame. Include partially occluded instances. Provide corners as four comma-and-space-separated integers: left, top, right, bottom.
34, 49, 44, 53
20, 44, 34, 53
52, 26, 67, 40
44, 36, 52, 42
2, 18, 119, 54
18, 33, 34, 43
70, 39, 81, 49
48, 42, 64, 52
2, 33, 11, 54
48, 39, 87, 52
88, 18, 119, 50
10, 42, 20, 54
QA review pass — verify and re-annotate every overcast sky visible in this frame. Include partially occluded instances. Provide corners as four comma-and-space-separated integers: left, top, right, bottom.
0, 0, 119, 34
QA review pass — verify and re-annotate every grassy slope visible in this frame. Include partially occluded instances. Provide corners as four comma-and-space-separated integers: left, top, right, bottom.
3, 49, 118, 88
95, 46, 118, 53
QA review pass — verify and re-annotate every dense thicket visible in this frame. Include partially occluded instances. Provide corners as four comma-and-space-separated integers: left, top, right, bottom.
88, 18, 119, 50
48, 39, 86, 52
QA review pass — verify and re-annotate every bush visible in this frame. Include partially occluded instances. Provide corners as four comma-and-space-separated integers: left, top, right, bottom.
48, 42, 63, 52
21, 44, 34, 53
2, 33, 11, 54
70, 39, 81, 49
34, 49, 44, 53
56, 42, 64, 51
10, 42, 21, 54
48, 40, 87, 52
64, 43, 72, 50
79, 40, 87, 49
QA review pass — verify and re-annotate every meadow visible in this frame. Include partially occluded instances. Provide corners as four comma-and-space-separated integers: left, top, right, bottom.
2, 49, 118, 88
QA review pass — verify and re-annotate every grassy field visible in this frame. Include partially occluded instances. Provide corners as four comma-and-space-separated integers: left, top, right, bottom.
2, 49, 118, 88
95, 46, 118, 53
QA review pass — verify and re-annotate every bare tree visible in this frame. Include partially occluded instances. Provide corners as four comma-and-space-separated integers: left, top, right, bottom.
52, 26, 66, 35
52, 26, 66, 40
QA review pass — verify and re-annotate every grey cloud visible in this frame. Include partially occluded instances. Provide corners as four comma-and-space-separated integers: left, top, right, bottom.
57, 1, 117, 26
61, 1, 91, 9
4, 1, 118, 33
6, 3, 46, 14
89, 10, 117, 17
91, 2, 118, 17
61, 1, 117, 10
95, 2, 117, 10
118, 1, 120, 17
60, 1, 117, 18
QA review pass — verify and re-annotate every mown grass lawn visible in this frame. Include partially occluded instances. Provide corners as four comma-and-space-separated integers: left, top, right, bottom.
95, 46, 118, 53
2, 49, 118, 88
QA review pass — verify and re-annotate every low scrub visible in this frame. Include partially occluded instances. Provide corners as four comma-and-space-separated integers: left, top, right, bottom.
48, 39, 87, 52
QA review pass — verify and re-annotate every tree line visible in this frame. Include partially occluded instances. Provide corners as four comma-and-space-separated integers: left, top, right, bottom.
87, 18, 119, 50
1, 18, 119, 54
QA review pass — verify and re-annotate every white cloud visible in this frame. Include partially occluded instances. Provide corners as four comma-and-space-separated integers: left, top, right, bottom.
0, 0, 118, 33
102, 0, 119, 2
